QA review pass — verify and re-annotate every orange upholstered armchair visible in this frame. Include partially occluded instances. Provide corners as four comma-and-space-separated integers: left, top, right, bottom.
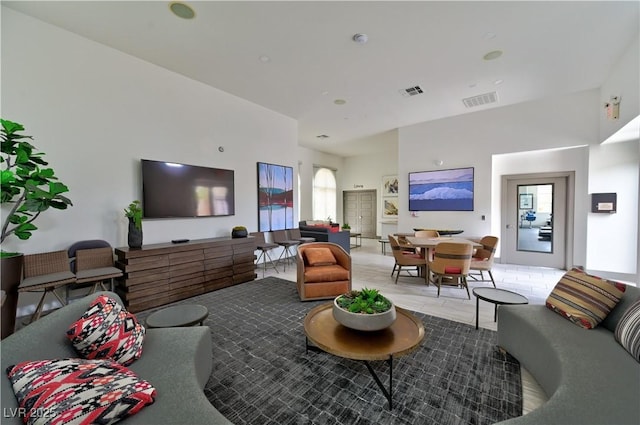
296, 242, 352, 301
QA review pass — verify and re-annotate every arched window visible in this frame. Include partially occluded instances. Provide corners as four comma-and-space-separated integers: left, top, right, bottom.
313, 167, 336, 221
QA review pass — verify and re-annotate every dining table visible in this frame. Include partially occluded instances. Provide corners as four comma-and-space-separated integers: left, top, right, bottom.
405, 236, 482, 283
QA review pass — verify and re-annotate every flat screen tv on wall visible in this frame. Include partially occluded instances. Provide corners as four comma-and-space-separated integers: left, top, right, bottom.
141, 159, 235, 218
408, 167, 474, 211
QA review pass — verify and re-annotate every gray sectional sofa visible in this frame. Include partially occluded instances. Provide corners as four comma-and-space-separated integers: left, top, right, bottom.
497, 284, 640, 425
1, 291, 231, 425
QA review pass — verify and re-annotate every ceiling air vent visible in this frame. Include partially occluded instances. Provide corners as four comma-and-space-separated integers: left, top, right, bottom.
399, 85, 424, 97
462, 91, 498, 108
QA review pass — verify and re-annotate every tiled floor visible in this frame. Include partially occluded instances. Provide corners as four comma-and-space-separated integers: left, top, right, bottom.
266, 237, 566, 414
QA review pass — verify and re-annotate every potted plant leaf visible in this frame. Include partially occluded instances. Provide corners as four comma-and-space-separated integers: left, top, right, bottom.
1, 118, 72, 338
124, 200, 143, 248
333, 288, 397, 331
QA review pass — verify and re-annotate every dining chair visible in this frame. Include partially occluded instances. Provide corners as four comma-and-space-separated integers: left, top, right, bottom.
469, 236, 499, 288
250, 231, 280, 277
414, 229, 440, 258
74, 247, 123, 294
19, 250, 76, 322
428, 242, 473, 298
288, 228, 316, 244
271, 230, 301, 272
388, 235, 427, 284
66, 239, 120, 302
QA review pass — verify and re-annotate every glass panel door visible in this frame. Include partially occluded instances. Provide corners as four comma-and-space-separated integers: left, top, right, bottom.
517, 184, 553, 253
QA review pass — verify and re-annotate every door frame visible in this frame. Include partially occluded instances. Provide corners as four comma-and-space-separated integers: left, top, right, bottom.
342, 189, 377, 238
500, 171, 575, 269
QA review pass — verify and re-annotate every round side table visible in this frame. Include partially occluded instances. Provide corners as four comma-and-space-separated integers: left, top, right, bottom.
145, 304, 209, 328
472, 287, 528, 330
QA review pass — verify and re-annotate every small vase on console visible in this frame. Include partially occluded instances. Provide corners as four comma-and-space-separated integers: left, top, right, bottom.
128, 217, 143, 248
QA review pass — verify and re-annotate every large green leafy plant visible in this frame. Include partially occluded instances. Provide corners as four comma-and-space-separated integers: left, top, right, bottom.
1, 119, 72, 253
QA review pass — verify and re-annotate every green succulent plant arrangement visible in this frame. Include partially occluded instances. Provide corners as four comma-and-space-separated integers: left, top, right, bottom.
336, 288, 392, 314
1, 118, 72, 253
342, 223, 351, 230
232, 226, 247, 231
124, 200, 142, 230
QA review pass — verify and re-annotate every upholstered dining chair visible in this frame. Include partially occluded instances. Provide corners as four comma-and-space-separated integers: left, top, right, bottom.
250, 231, 279, 277
388, 235, 427, 284
469, 236, 499, 288
414, 229, 440, 258
428, 242, 473, 298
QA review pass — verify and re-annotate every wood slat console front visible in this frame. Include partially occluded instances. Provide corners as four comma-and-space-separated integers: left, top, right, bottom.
115, 237, 256, 312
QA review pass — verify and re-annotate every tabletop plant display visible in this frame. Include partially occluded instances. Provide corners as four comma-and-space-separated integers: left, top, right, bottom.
231, 225, 248, 238
333, 288, 397, 331
0, 118, 73, 338
342, 223, 351, 231
124, 200, 143, 248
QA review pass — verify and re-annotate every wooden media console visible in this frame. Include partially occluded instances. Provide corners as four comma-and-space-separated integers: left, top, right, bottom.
115, 237, 256, 312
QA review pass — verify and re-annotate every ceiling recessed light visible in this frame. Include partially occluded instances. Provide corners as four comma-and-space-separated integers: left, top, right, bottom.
321, 91, 329, 96
494, 79, 504, 85
169, 2, 195, 19
334, 99, 347, 105
483, 50, 503, 61
483, 32, 497, 40
316, 134, 330, 139
259, 55, 271, 63
352, 33, 368, 44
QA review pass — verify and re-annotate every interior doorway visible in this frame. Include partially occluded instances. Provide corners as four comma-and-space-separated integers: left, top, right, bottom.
343, 190, 376, 238
501, 173, 573, 269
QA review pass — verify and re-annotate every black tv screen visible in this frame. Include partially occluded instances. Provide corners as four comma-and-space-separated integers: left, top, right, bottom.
409, 167, 474, 211
141, 159, 235, 218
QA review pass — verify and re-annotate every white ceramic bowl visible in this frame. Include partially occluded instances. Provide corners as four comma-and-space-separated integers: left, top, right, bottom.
332, 296, 397, 331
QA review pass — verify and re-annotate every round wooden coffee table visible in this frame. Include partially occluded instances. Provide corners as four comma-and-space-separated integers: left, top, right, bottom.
473, 287, 528, 330
145, 304, 209, 328
304, 303, 424, 409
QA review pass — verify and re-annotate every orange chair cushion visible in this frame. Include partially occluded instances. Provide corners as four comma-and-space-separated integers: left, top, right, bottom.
304, 248, 337, 266
444, 266, 462, 274
304, 264, 349, 283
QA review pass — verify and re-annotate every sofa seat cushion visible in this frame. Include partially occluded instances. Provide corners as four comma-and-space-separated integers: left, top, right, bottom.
6, 358, 156, 425
615, 298, 640, 362
497, 304, 640, 425
67, 295, 145, 366
304, 264, 349, 283
304, 247, 337, 266
545, 268, 626, 329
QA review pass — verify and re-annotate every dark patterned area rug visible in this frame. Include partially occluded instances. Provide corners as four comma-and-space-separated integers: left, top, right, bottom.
139, 277, 522, 425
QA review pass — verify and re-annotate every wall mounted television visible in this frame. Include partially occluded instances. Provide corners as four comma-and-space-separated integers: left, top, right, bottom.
408, 167, 474, 211
141, 159, 235, 219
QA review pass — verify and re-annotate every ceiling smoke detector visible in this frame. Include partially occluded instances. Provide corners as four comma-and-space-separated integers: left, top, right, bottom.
462, 92, 498, 108
352, 33, 368, 44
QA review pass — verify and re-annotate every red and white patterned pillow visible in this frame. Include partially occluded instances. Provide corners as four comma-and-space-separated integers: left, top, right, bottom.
6, 358, 156, 425
67, 295, 145, 365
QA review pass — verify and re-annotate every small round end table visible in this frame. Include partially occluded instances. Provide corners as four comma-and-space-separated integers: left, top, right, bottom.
145, 304, 209, 328
472, 287, 528, 330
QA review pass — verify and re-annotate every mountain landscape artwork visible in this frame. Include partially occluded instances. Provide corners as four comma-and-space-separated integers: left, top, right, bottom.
258, 162, 294, 231
409, 167, 474, 211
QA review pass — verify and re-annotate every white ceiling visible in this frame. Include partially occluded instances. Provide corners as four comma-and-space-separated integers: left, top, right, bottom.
5, 1, 639, 156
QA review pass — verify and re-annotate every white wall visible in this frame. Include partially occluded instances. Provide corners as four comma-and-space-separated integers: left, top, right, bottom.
398, 89, 599, 244
599, 35, 639, 143
493, 146, 589, 266
341, 130, 399, 236
1, 8, 300, 256
586, 140, 639, 279
1, 8, 305, 313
